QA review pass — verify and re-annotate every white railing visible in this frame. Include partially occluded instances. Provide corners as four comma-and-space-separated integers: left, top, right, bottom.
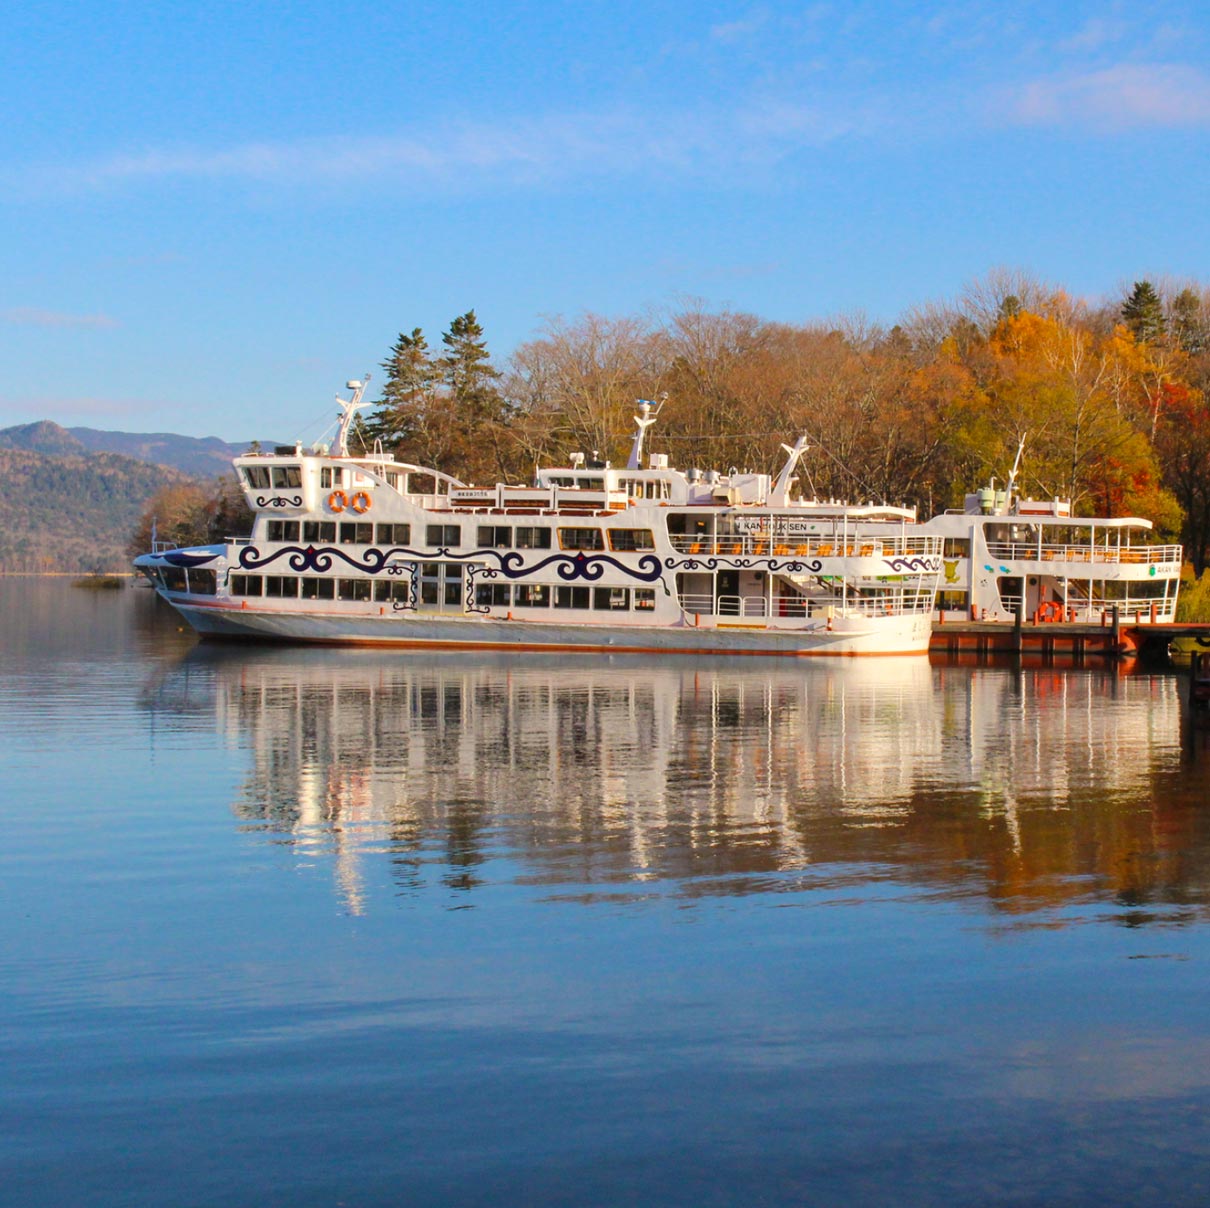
668, 534, 941, 558
679, 592, 932, 620
985, 541, 1182, 565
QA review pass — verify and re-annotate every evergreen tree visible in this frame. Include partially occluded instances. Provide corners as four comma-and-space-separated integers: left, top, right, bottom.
440, 310, 503, 425
368, 328, 437, 446
1121, 280, 1166, 344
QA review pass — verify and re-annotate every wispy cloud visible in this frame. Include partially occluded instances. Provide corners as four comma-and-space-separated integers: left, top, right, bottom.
1057, 17, 1128, 54
3, 102, 864, 201
709, 10, 770, 44
1004, 63, 1210, 129
2, 307, 119, 329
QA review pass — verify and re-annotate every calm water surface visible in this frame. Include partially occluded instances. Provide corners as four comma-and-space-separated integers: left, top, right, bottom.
3, 578, 1210, 1206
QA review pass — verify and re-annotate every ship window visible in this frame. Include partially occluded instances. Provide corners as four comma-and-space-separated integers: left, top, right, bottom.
608, 528, 654, 552
302, 521, 337, 543
267, 520, 300, 542
376, 523, 411, 545
476, 583, 511, 607
230, 574, 262, 596
162, 567, 187, 592
265, 575, 298, 598
271, 465, 302, 489
594, 587, 630, 610
374, 580, 410, 602
300, 577, 335, 600
554, 585, 590, 609
340, 522, 373, 544
243, 466, 271, 490
634, 588, 656, 610
515, 584, 549, 608
558, 527, 604, 551
337, 578, 371, 601
515, 527, 552, 549
189, 568, 217, 595
385, 471, 400, 489
426, 524, 461, 548
943, 539, 970, 558
320, 467, 346, 489
575, 477, 602, 490
549, 476, 575, 487
444, 575, 462, 606
477, 525, 512, 548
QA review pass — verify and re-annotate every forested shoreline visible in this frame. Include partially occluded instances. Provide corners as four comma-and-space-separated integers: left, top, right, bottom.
362, 273, 1210, 574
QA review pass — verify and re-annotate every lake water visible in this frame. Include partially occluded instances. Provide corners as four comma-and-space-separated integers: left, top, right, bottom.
3, 578, 1210, 1206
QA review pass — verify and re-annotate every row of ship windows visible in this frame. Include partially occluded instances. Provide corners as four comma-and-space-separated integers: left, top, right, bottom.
244, 464, 671, 500
229, 573, 657, 611
263, 520, 656, 552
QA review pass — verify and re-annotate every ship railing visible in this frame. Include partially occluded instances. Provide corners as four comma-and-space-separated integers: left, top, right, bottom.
668, 535, 942, 558
984, 541, 1183, 565
679, 593, 930, 620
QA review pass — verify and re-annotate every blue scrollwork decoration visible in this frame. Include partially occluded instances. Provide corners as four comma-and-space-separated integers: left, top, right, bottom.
161, 550, 220, 568
882, 556, 941, 573
254, 494, 303, 508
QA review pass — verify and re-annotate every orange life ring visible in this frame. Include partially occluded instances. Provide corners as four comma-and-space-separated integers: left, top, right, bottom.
350, 490, 371, 514
328, 489, 348, 512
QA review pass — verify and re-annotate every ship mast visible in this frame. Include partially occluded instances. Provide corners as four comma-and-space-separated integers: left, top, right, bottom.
333, 376, 372, 457
627, 396, 665, 470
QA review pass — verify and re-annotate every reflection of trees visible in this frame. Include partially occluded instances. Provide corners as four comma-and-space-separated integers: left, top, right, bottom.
157, 648, 1210, 919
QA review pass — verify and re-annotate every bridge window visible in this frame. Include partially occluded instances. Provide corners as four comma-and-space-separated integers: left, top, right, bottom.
271, 465, 302, 489
243, 466, 271, 490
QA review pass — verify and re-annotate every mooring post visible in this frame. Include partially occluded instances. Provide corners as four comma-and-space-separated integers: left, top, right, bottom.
1112, 604, 1120, 648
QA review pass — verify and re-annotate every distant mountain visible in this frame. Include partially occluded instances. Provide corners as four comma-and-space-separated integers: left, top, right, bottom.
0, 446, 195, 574
0, 421, 271, 477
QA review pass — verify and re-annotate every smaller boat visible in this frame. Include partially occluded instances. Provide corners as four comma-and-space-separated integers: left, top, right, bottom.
924, 481, 1182, 624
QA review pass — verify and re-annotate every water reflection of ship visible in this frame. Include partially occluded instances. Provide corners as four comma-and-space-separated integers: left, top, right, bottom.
154, 647, 1209, 919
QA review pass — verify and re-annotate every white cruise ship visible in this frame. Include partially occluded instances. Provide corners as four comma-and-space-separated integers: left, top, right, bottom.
134, 381, 942, 656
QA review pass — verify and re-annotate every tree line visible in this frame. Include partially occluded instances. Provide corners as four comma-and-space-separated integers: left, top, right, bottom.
362, 279, 1210, 572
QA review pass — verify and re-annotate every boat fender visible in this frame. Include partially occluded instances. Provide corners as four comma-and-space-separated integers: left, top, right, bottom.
328, 489, 349, 513
350, 490, 372, 514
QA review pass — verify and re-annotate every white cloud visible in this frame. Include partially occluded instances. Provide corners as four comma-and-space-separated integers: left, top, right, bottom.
1005, 63, 1210, 129
1, 104, 859, 200
1, 307, 119, 329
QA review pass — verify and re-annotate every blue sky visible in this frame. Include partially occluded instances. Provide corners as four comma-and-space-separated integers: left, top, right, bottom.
2, 1, 1208, 439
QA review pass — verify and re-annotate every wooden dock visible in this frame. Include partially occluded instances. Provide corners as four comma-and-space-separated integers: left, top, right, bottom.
929, 618, 1210, 661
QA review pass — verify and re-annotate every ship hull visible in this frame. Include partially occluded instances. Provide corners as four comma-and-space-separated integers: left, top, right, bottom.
171, 599, 932, 657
